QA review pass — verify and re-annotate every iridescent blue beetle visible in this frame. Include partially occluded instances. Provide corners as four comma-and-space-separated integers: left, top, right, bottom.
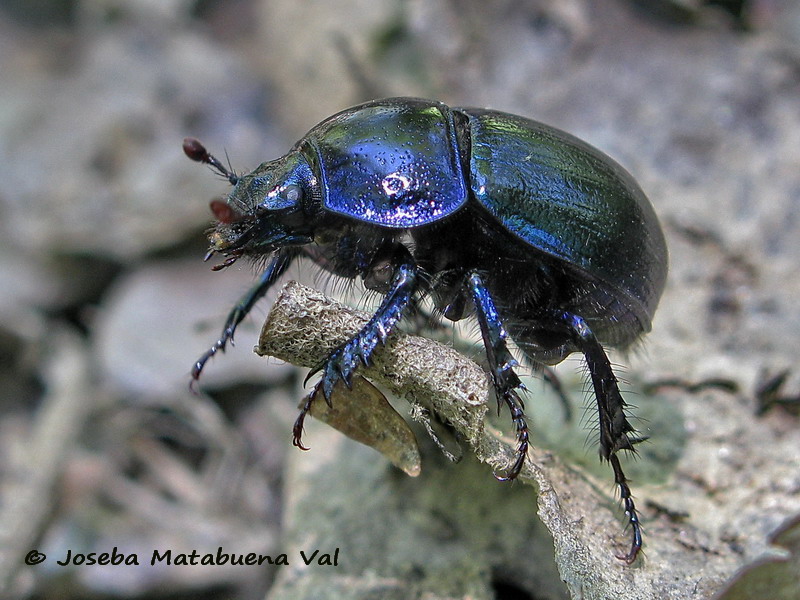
184, 97, 668, 563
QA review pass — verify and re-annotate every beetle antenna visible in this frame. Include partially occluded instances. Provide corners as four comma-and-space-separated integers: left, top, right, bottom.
183, 137, 239, 186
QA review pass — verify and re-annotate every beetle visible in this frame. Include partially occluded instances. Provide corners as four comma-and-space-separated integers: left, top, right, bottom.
184, 97, 668, 563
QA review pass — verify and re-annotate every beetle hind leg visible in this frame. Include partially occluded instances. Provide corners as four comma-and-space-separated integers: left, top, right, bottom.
561, 311, 644, 564
468, 273, 530, 482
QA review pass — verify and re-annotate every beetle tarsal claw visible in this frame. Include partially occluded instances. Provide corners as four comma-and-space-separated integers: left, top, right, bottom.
292, 391, 316, 451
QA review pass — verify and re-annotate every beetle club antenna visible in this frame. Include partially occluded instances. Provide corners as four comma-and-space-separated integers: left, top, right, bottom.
183, 137, 239, 186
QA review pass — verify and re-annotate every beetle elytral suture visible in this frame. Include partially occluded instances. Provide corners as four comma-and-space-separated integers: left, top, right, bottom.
184, 98, 668, 564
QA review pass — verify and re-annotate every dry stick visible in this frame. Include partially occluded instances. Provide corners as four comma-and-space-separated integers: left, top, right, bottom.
256, 280, 493, 465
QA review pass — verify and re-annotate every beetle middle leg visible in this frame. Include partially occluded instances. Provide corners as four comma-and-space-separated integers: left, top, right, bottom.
467, 272, 530, 481
293, 245, 419, 449
560, 311, 644, 564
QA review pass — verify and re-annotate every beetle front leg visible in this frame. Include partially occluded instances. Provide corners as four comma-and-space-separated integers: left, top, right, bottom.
192, 250, 295, 381
561, 312, 644, 564
468, 272, 530, 482
293, 248, 418, 449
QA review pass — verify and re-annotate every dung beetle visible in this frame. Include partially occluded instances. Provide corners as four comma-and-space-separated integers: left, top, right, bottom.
184, 97, 668, 563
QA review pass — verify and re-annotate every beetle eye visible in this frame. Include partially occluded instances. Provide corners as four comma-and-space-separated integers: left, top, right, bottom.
209, 199, 243, 224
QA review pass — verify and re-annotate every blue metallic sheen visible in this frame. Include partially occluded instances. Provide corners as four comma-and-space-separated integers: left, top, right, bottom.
302, 99, 468, 227
188, 97, 669, 564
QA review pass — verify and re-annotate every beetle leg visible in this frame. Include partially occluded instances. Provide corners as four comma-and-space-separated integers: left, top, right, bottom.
191, 250, 295, 381
467, 272, 530, 482
293, 249, 418, 449
561, 312, 643, 564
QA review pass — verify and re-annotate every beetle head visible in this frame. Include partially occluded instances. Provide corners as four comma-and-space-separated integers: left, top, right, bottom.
184, 139, 321, 269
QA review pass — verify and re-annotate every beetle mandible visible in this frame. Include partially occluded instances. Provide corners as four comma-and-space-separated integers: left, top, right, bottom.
184, 97, 668, 563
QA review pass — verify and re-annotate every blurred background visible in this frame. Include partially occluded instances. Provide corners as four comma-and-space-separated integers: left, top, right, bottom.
1, 1, 800, 599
